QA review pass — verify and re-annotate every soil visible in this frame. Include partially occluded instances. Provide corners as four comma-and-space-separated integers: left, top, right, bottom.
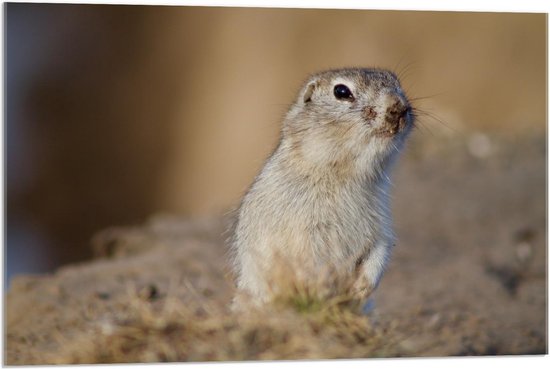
5, 131, 547, 364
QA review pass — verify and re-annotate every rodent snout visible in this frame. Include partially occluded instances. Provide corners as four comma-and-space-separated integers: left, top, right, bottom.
384, 94, 411, 135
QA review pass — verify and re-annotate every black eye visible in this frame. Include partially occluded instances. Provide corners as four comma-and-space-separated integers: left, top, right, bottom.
334, 84, 354, 101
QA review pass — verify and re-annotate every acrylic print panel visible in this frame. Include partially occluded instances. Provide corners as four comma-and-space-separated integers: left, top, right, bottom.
3, 1, 547, 365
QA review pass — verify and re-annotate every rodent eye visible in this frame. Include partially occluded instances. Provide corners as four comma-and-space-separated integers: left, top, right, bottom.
333, 84, 354, 101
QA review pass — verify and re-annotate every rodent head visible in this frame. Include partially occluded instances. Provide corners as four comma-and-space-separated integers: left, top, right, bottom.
282, 68, 414, 177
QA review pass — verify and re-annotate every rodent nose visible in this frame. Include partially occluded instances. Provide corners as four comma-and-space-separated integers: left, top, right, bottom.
386, 95, 408, 119
385, 94, 411, 134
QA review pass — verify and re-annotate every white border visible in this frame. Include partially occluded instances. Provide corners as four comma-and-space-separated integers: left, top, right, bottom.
1, 1, 548, 369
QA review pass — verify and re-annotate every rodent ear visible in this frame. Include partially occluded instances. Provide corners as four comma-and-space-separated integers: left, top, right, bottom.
302, 81, 317, 103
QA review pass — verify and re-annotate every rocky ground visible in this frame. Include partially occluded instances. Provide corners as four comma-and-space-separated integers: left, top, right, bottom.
5, 131, 547, 364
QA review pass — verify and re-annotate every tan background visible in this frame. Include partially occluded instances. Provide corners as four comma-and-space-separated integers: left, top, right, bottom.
5, 4, 546, 279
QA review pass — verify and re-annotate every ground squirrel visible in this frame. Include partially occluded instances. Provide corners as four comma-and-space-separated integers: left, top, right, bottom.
232, 68, 414, 307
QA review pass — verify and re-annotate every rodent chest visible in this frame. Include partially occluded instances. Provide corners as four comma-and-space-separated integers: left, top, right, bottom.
269, 178, 379, 256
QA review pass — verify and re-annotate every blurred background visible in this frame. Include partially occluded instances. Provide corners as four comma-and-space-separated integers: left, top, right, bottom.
4, 4, 546, 285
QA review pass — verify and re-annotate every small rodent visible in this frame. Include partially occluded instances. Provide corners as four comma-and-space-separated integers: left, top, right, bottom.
231, 68, 414, 307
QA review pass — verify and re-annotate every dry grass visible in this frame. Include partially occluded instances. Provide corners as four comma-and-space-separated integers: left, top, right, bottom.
40, 264, 402, 364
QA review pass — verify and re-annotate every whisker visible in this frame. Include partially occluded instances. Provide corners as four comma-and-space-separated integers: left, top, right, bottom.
414, 119, 436, 137
408, 92, 447, 102
396, 61, 418, 85
393, 51, 413, 79
412, 108, 457, 133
